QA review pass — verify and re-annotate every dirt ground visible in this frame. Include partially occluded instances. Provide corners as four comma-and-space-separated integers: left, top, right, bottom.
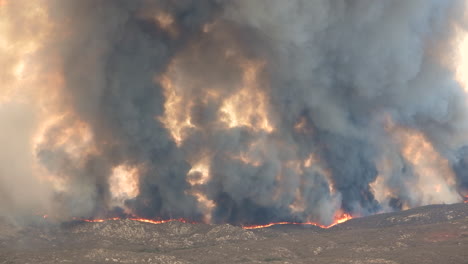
0, 203, 467, 264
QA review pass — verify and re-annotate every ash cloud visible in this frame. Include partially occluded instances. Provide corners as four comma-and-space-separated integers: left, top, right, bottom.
2, 0, 468, 225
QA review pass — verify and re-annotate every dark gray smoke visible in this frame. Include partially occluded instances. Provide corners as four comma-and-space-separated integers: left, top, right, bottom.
2, 0, 468, 225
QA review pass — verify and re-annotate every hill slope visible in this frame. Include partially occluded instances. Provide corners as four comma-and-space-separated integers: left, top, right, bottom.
0, 203, 467, 264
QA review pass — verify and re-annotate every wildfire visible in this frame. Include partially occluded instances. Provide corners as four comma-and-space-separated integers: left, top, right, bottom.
384, 118, 460, 206
186, 158, 216, 223
219, 60, 274, 133
130, 218, 192, 224
243, 213, 353, 230
187, 159, 211, 186
157, 72, 196, 146
289, 188, 306, 213
302, 153, 335, 194
54, 213, 353, 230
83, 218, 119, 223
73, 217, 193, 225
109, 165, 141, 207
455, 23, 468, 92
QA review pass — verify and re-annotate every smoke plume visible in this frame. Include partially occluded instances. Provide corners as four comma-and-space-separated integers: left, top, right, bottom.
1, 0, 468, 225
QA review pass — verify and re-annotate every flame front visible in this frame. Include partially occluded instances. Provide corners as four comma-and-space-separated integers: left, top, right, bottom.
243, 213, 353, 230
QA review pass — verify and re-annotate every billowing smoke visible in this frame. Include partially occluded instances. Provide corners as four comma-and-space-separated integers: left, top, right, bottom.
1, 0, 468, 225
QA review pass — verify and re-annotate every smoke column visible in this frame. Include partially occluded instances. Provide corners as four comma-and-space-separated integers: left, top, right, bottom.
1, 0, 468, 225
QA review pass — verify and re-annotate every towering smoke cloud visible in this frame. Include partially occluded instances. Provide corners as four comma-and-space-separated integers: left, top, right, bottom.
1, 0, 468, 225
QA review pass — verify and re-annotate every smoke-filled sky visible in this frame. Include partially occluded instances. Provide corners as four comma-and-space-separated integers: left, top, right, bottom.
1, 0, 468, 225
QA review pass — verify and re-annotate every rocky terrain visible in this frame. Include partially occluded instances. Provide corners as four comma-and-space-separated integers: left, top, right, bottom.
0, 203, 467, 264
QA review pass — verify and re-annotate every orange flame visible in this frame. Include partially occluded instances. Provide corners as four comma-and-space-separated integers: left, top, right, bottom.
75, 217, 193, 225
55, 214, 353, 230
83, 219, 108, 223
129, 218, 192, 224
242, 213, 353, 230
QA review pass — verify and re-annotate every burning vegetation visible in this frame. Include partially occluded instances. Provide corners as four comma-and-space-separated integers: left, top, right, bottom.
1, 0, 468, 228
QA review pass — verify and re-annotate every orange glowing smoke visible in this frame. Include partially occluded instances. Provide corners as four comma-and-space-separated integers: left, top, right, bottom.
230, 152, 262, 167
382, 118, 461, 206
0, 0, 99, 209
140, 9, 179, 37
302, 153, 335, 194
187, 159, 211, 186
289, 188, 306, 213
32, 114, 98, 192
157, 56, 274, 146
109, 165, 141, 208
454, 22, 468, 92
243, 213, 353, 230
157, 71, 196, 146
186, 158, 216, 223
229, 139, 265, 168
219, 59, 274, 133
